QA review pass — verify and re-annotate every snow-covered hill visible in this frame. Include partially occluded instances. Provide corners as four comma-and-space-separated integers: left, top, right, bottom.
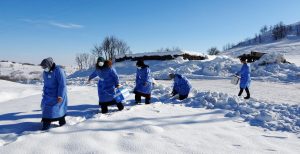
0, 61, 77, 83
223, 35, 300, 66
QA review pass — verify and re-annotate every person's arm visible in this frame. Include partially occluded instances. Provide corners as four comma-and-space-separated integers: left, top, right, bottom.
171, 78, 178, 96
143, 68, 151, 86
112, 68, 120, 88
56, 68, 67, 103
88, 70, 97, 83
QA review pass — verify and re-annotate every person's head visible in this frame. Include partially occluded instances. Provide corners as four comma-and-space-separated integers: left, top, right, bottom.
136, 59, 145, 69
40, 57, 54, 72
240, 57, 247, 64
97, 57, 105, 66
95, 57, 105, 69
169, 73, 175, 80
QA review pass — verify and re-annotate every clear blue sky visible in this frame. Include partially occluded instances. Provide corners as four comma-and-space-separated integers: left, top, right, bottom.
0, 0, 300, 65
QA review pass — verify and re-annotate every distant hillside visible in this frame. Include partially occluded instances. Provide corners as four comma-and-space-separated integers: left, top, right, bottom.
228, 21, 300, 49
0, 60, 76, 83
222, 21, 300, 66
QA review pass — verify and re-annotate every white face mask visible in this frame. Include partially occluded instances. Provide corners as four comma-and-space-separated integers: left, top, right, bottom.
137, 66, 142, 69
44, 67, 50, 72
98, 62, 104, 67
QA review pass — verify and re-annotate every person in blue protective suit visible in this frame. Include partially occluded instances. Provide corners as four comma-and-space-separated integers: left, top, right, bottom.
134, 60, 152, 104
40, 57, 68, 130
236, 57, 251, 99
169, 73, 192, 100
88, 57, 124, 114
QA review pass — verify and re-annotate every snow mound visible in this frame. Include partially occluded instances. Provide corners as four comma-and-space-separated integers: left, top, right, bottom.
149, 83, 300, 133
255, 52, 286, 65
68, 54, 300, 83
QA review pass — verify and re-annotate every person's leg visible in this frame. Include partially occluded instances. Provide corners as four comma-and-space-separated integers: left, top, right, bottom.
100, 103, 108, 114
179, 95, 188, 100
244, 87, 250, 99
116, 102, 124, 111
42, 118, 51, 130
238, 88, 244, 96
59, 116, 66, 126
145, 94, 151, 104
135, 93, 142, 104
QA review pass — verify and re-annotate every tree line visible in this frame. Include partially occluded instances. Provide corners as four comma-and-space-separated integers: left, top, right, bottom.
223, 21, 300, 50
75, 36, 131, 70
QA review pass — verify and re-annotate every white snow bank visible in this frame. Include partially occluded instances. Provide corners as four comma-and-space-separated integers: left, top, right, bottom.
147, 83, 300, 133
0, 61, 76, 83
255, 52, 286, 65
0, 80, 41, 103
69, 54, 300, 83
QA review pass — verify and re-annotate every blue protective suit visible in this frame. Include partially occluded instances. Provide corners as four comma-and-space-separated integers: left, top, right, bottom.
173, 74, 192, 96
41, 65, 68, 119
89, 67, 119, 103
134, 66, 152, 95
237, 63, 251, 89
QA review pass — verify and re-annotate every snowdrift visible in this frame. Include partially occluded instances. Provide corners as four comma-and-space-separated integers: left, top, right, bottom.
144, 83, 300, 133
69, 54, 300, 83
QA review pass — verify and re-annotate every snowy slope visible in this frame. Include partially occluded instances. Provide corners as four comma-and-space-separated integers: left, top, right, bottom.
0, 61, 77, 83
0, 61, 42, 83
0, 80, 300, 153
223, 37, 300, 66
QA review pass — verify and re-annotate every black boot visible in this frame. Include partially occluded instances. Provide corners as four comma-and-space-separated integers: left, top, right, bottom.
101, 105, 108, 114
59, 117, 66, 126
244, 96, 250, 99
117, 103, 124, 111
238, 88, 244, 96
42, 122, 51, 130
244, 87, 250, 99
145, 98, 151, 104
135, 94, 141, 104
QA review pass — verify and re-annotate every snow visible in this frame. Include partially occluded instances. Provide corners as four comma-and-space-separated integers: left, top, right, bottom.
1, 49, 300, 153
223, 38, 300, 66
70, 54, 300, 83
0, 80, 300, 153
0, 61, 76, 83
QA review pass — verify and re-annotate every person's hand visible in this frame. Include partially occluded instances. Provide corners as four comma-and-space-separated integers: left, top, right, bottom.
57, 97, 63, 103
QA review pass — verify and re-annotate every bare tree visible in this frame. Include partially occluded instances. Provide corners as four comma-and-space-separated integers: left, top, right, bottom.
296, 24, 300, 36
88, 54, 96, 68
75, 54, 84, 70
82, 53, 90, 69
116, 40, 130, 56
207, 47, 220, 55
91, 44, 103, 57
101, 36, 130, 60
260, 25, 268, 34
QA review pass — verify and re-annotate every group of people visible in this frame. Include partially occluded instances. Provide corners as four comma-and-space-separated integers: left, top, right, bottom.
39, 56, 251, 130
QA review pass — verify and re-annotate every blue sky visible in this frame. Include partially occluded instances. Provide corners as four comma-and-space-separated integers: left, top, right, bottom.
0, 0, 300, 65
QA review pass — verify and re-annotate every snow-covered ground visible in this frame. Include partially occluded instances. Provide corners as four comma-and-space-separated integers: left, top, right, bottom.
158, 79, 300, 105
0, 80, 299, 153
223, 37, 300, 66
